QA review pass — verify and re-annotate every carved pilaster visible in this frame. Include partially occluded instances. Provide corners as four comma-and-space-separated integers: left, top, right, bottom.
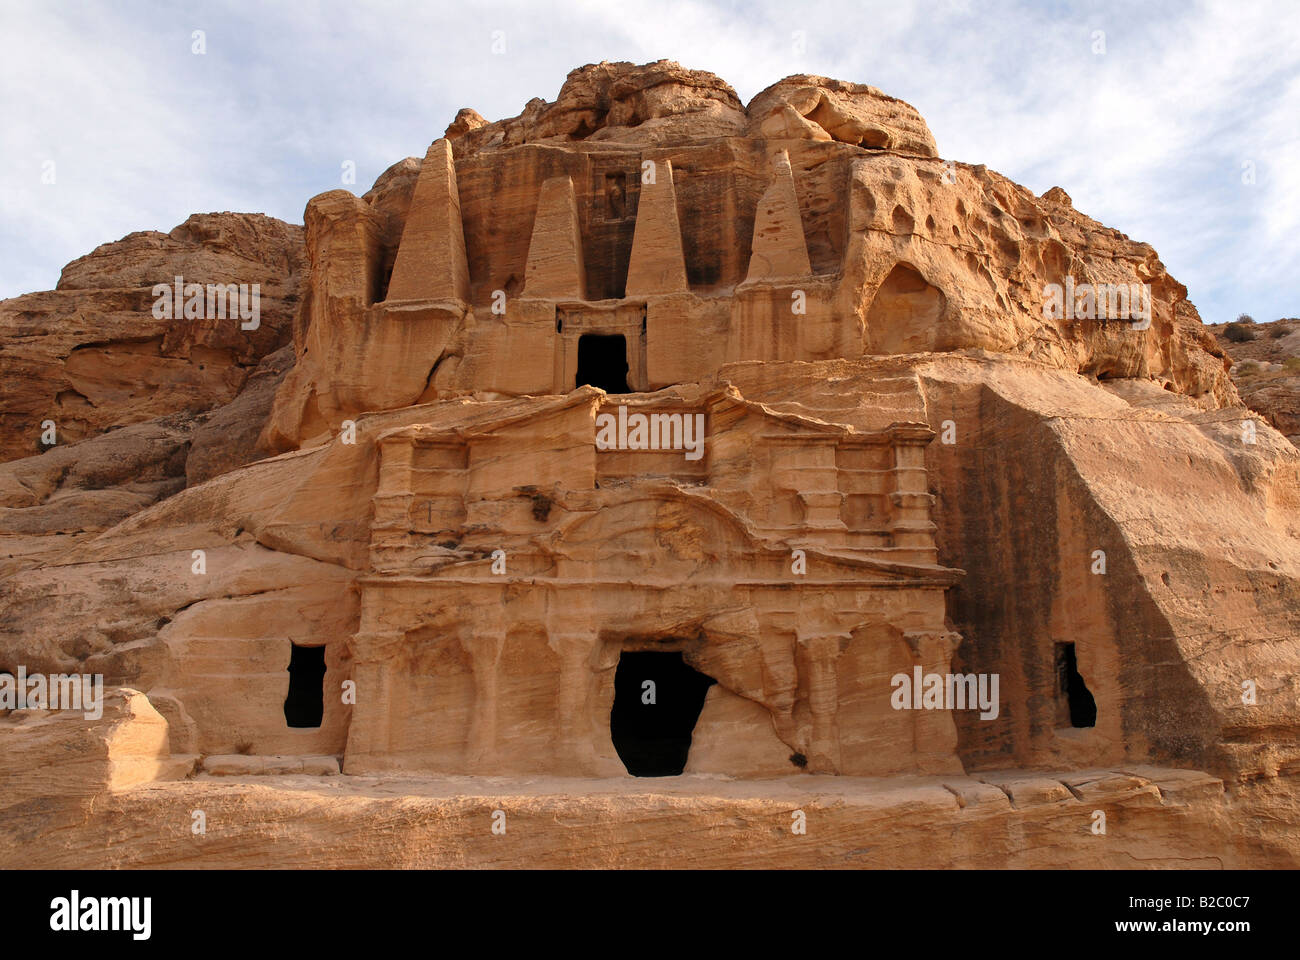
903, 629, 964, 769
462, 615, 507, 771
546, 626, 602, 774
796, 631, 851, 774
342, 630, 403, 771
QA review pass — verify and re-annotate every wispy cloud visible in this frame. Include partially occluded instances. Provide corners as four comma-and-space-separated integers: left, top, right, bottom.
1, 0, 1295, 324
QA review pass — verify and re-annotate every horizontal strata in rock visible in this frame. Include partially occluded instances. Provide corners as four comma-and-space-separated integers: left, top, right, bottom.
202, 754, 340, 776
0, 212, 304, 463
4, 767, 1284, 870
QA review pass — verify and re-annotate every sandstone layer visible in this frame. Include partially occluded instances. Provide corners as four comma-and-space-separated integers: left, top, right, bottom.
7, 767, 1288, 869
1213, 317, 1300, 445
0, 212, 303, 463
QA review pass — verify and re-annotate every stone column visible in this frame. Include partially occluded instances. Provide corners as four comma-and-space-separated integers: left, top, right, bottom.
342, 630, 404, 774
888, 428, 938, 559
904, 629, 963, 771
547, 626, 601, 775
797, 631, 850, 774
461, 612, 507, 772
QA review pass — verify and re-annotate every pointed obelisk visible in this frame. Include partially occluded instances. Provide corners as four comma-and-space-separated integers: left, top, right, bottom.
625, 159, 689, 296
523, 176, 587, 300
744, 149, 813, 283
386, 138, 471, 302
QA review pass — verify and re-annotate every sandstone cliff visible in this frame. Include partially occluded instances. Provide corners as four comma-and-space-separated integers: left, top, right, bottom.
1213, 317, 1300, 445
1, 61, 1294, 870
259, 63, 1233, 454
0, 212, 303, 463
0, 213, 304, 577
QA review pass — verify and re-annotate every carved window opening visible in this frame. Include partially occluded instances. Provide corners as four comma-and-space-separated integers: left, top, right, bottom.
610, 651, 715, 777
576, 334, 630, 394
1054, 642, 1096, 728
284, 643, 326, 728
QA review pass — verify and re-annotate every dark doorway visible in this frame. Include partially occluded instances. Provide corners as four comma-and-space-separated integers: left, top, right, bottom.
576, 334, 630, 393
610, 650, 715, 776
284, 643, 326, 728
1055, 642, 1097, 728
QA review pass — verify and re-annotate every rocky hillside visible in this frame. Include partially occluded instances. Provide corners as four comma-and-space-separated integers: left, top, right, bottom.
0, 213, 304, 574
1212, 317, 1300, 445
2, 214, 303, 459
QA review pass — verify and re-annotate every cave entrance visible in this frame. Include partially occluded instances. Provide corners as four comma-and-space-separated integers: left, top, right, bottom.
610, 650, 715, 776
576, 334, 630, 394
1055, 642, 1097, 728
284, 643, 326, 728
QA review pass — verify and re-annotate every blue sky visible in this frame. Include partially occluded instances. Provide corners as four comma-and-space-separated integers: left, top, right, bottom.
1, 0, 1296, 324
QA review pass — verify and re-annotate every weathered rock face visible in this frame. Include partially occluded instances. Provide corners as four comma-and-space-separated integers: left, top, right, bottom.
10, 766, 1289, 869
450, 60, 749, 156
915, 359, 1300, 786
0, 212, 304, 463
745, 75, 939, 156
0, 413, 195, 578
1214, 318, 1300, 445
0, 212, 305, 579
1, 61, 1297, 869
262, 62, 1233, 452
56, 213, 303, 294
184, 343, 296, 486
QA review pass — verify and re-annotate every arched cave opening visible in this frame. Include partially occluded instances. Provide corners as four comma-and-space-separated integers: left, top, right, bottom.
865, 262, 944, 354
576, 334, 631, 393
610, 650, 715, 776
284, 643, 326, 728
1055, 642, 1097, 728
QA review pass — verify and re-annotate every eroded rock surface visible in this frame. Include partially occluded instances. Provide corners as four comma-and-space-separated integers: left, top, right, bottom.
0, 212, 304, 463
1214, 318, 1300, 445
1, 60, 1295, 869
